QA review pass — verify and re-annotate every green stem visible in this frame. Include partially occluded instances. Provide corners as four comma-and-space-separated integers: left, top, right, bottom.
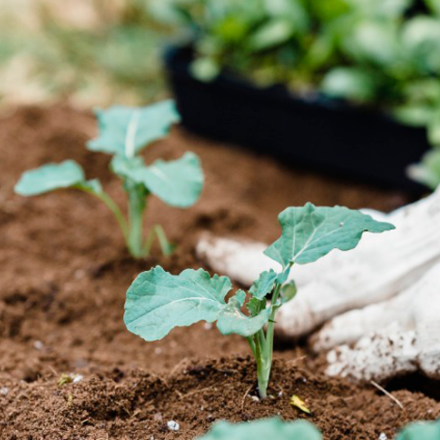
77, 185, 129, 241
255, 283, 282, 399
126, 181, 147, 258
144, 225, 175, 257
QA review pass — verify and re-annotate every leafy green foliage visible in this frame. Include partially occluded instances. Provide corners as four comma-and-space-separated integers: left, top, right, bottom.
249, 269, 278, 299
397, 419, 440, 440
88, 100, 180, 156
111, 152, 203, 208
15, 160, 87, 196
197, 418, 322, 440
15, 100, 204, 259
151, 0, 440, 188
197, 416, 440, 440
125, 203, 394, 398
124, 267, 270, 340
264, 203, 395, 267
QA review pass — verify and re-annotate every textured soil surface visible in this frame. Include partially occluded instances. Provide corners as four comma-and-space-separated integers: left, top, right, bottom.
0, 104, 438, 439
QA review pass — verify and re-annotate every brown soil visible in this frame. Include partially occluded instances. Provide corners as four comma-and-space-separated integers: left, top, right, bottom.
0, 104, 437, 440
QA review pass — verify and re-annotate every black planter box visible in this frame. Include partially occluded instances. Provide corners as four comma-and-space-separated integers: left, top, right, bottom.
164, 45, 430, 194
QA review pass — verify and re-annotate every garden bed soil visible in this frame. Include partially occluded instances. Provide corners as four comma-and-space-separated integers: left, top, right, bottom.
0, 105, 438, 439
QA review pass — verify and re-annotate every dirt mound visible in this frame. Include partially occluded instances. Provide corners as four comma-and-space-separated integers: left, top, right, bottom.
0, 104, 431, 439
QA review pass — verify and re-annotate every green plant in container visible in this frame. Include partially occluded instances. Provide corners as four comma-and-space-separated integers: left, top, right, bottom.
15, 100, 204, 258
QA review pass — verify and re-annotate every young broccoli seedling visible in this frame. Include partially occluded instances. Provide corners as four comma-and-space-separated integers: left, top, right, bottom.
197, 417, 321, 440
15, 100, 204, 258
124, 203, 394, 398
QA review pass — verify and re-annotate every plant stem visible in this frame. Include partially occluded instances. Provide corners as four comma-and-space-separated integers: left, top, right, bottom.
144, 224, 174, 256
249, 282, 283, 399
78, 185, 129, 241
126, 181, 147, 258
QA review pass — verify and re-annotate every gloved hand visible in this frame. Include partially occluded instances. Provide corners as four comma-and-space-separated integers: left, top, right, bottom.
197, 188, 440, 381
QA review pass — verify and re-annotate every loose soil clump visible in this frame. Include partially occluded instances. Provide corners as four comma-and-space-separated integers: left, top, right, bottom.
0, 105, 436, 439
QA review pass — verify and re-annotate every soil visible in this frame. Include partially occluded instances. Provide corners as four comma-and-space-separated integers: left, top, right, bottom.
0, 104, 438, 440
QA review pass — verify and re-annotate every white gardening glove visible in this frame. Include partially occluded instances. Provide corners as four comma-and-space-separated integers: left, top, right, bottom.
197, 187, 440, 381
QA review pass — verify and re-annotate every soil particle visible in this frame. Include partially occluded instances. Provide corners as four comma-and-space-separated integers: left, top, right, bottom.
0, 104, 433, 439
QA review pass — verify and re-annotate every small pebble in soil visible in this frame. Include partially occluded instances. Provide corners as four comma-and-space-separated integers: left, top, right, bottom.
251, 395, 260, 402
379, 434, 388, 440
204, 323, 213, 330
167, 420, 180, 431
74, 269, 86, 279
34, 340, 44, 350
72, 374, 83, 383
0, 387, 9, 396
154, 347, 163, 355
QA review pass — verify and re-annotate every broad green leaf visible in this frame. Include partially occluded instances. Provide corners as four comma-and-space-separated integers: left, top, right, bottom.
191, 58, 220, 82
217, 297, 270, 336
321, 67, 378, 102
87, 100, 180, 157
281, 280, 297, 303
124, 266, 268, 341
248, 19, 295, 51
342, 20, 400, 66
111, 152, 204, 208
407, 150, 440, 190
249, 269, 278, 299
235, 289, 246, 307
393, 104, 433, 127
247, 297, 266, 317
397, 419, 440, 440
402, 17, 440, 72
428, 118, 440, 146
264, 203, 395, 267
110, 155, 145, 179
197, 417, 322, 440
15, 160, 85, 196
136, 152, 204, 208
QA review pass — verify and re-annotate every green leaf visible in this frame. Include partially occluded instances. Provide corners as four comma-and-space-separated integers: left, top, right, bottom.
15, 160, 85, 196
407, 150, 440, 190
248, 19, 295, 51
217, 296, 270, 336
87, 100, 180, 157
111, 152, 204, 208
124, 266, 268, 341
281, 280, 297, 303
197, 417, 322, 440
321, 67, 378, 102
137, 152, 204, 208
235, 289, 246, 307
191, 58, 220, 82
247, 297, 266, 317
249, 269, 278, 299
110, 155, 145, 179
397, 419, 440, 440
264, 203, 395, 267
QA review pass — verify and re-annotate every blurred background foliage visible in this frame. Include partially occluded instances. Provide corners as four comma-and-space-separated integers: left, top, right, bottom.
0, 0, 174, 108
1, 0, 440, 187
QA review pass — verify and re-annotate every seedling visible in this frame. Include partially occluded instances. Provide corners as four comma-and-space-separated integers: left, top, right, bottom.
397, 419, 440, 440
197, 417, 321, 440
15, 100, 204, 258
124, 203, 394, 398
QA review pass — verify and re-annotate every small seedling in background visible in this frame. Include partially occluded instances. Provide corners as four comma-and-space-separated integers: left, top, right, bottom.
124, 203, 394, 398
396, 419, 440, 440
15, 100, 204, 258
196, 417, 321, 440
